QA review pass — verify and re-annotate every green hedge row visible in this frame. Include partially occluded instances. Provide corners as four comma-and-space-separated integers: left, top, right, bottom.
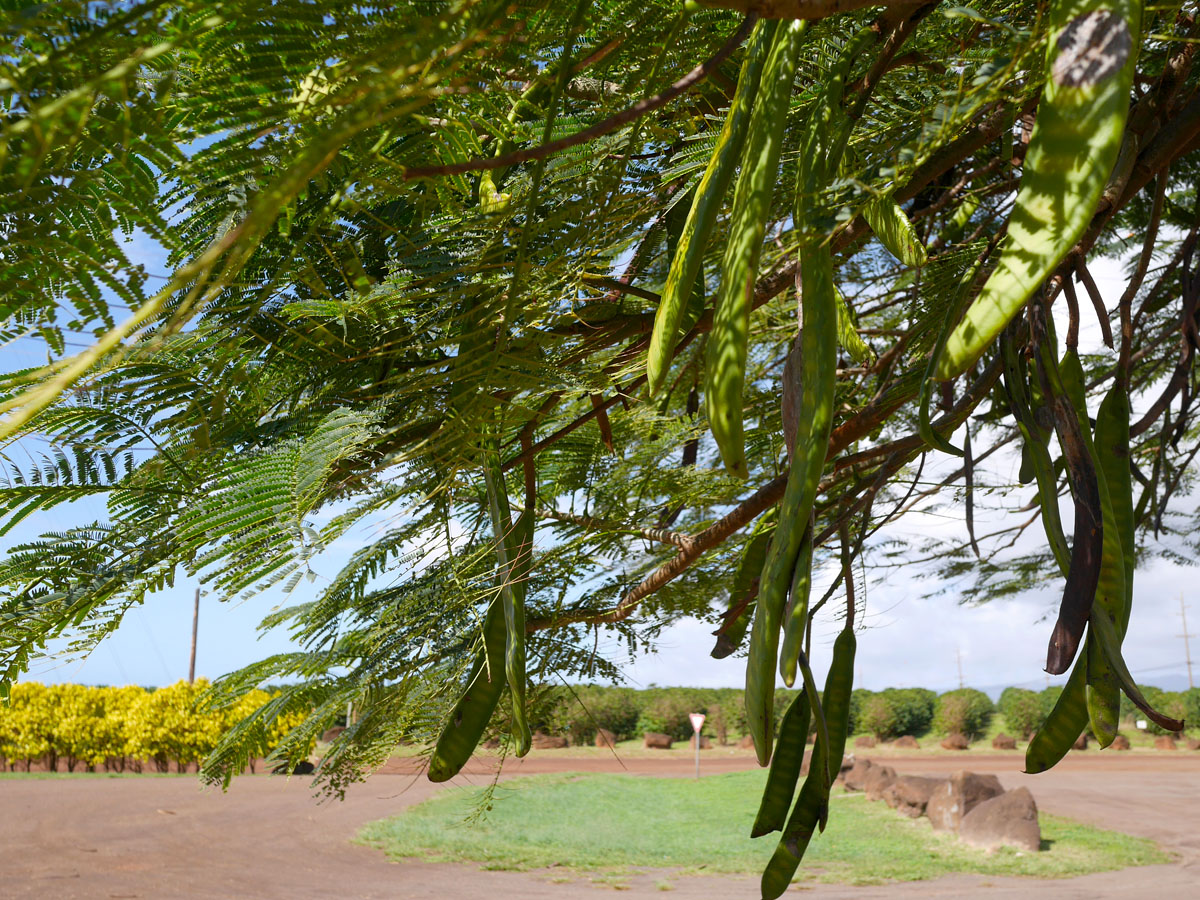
532, 683, 1200, 745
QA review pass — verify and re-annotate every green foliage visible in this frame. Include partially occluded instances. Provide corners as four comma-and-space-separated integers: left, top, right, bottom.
1184, 689, 1200, 733
858, 688, 935, 740
998, 687, 1044, 739
0, 0, 1196, 805
932, 689, 993, 739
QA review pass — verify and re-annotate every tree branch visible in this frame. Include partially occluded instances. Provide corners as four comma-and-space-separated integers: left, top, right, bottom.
402, 16, 756, 180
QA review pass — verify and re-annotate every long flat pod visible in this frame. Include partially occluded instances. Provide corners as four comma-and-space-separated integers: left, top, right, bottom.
778, 516, 813, 686
647, 19, 778, 397
1091, 606, 1185, 732
751, 689, 810, 838
1025, 655, 1088, 774
745, 29, 852, 765
935, 0, 1142, 380
705, 20, 807, 479
1034, 336, 1104, 675
428, 597, 508, 782
481, 438, 532, 757
1058, 350, 1126, 746
760, 627, 855, 900
863, 193, 927, 268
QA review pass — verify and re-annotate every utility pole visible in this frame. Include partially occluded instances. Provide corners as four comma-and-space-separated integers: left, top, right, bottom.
956, 647, 964, 689
1181, 596, 1195, 690
188, 588, 200, 684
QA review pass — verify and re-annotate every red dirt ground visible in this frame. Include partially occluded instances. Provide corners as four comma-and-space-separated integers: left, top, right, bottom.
2, 750, 1198, 898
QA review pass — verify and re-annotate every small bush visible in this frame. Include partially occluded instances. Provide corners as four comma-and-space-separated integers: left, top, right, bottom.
933, 689, 993, 739
998, 687, 1043, 739
859, 688, 935, 740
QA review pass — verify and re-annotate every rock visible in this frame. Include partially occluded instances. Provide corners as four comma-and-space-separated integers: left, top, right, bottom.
991, 734, 1017, 750
643, 732, 672, 750
689, 734, 712, 750
926, 770, 1005, 832
595, 728, 616, 749
881, 775, 944, 818
1186, 738, 1200, 751
843, 757, 875, 792
941, 733, 970, 751
835, 755, 855, 783
855, 735, 877, 749
737, 734, 755, 750
959, 787, 1041, 852
863, 763, 898, 801
893, 735, 919, 749
481, 738, 501, 749
1111, 734, 1131, 750
532, 732, 569, 750
1072, 733, 1088, 750
1155, 735, 1178, 751
320, 726, 346, 743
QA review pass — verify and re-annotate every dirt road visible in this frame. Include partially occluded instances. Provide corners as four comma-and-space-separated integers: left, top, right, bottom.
2, 751, 1197, 899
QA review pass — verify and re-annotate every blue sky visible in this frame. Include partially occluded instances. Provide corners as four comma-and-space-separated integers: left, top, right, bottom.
8, 231, 1199, 699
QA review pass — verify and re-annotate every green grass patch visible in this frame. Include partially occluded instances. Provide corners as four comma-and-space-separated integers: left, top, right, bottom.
359, 771, 1167, 885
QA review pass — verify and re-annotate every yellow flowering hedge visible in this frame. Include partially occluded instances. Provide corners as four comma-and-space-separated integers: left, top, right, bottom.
0, 681, 312, 773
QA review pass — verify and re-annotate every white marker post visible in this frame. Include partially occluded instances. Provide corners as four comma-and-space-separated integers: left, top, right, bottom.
689, 712, 706, 780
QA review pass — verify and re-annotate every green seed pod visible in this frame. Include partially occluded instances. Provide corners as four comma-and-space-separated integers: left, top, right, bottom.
760, 627, 855, 900
935, 0, 1142, 380
751, 689, 810, 838
647, 20, 777, 398
706, 20, 807, 479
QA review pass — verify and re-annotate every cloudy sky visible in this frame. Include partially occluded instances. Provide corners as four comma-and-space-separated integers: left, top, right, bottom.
9, 235, 1198, 700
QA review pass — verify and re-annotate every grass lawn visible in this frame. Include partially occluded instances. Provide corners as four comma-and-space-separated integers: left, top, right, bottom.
358, 771, 1168, 885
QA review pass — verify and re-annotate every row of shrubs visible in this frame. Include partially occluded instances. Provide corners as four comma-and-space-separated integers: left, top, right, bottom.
529, 683, 1200, 745
6, 681, 1197, 770
0, 681, 309, 772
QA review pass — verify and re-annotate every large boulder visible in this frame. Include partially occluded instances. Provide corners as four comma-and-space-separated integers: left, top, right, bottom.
843, 757, 876, 792
835, 755, 855, 783
959, 787, 1041, 852
1110, 734, 1131, 750
991, 733, 1017, 750
1155, 735, 1178, 751
643, 732, 672, 749
595, 728, 616, 749
481, 737, 501, 749
926, 770, 1005, 832
689, 734, 712, 750
1186, 738, 1200, 751
941, 733, 970, 751
855, 735, 877, 749
1072, 733, 1088, 750
532, 732, 569, 750
881, 775, 944, 818
737, 734, 755, 750
863, 763, 898, 801
893, 735, 919, 749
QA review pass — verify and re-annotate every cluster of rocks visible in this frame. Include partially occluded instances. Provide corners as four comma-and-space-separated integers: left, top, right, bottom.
843, 758, 1041, 853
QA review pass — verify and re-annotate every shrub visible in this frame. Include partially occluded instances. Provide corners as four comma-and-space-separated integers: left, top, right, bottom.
998, 687, 1043, 739
859, 688, 935, 740
1184, 688, 1200, 733
933, 688, 993, 738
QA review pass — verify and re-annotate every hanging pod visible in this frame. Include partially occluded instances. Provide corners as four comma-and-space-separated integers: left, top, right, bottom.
935, 0, 1142, 380
646, 19, 778, 397
705, 19, 808, 479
